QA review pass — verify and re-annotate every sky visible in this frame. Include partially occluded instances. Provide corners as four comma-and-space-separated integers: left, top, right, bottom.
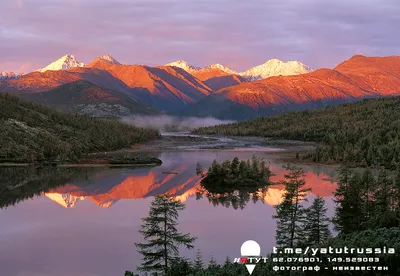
0, 0, 399, 73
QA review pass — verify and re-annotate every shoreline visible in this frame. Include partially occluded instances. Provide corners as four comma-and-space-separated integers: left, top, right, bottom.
0, 134, 335, 169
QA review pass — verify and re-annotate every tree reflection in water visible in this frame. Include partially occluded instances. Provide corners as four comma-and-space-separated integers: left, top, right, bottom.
195, 156, 272, 210
0, 167, 100, 209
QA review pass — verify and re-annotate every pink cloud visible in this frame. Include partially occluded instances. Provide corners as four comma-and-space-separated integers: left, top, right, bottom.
0, 0, 399, 73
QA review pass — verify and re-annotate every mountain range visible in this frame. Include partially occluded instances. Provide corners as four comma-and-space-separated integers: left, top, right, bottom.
0, 72, 23, 80
178, 55, 400, 119
1, 54, 400, 119
165, 59, 312, 81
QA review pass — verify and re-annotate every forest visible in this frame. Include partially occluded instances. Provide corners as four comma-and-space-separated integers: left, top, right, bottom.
126, 160, 400, 276
0, 93, 160, 163
194, 96, 400, 168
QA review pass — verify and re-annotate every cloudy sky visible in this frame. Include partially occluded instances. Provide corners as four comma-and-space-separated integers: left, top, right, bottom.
0, 0, 399, 73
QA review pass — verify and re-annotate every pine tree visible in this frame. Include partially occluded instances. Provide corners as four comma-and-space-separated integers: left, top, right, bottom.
395, 166, 400, 226
135, 194, 197, 275
230, 157, 240, 177
194, 248, 204, 270
208, 255, 218, 268
372, 168, 397, 228
224, 256, 232, 267
360, 168, 376, 228
273, 165, 311, 247
303, 196, 331, 246
333, 168, 364, 234
195, 162, 203, 176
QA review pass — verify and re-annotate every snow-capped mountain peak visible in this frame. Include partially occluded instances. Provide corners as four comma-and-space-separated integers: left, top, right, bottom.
165, 60, 201, 71
240, 59, 312, 80
0, 71, 23, 80
97, 54, 120, 65
38, 54, 85, 72
205, 63, 238, 74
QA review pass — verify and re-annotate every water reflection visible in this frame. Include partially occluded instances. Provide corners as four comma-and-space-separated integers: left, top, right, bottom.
40, 164, 336, 210
0, 150, 338, 276
0, 153, 337, 210
0, 167, 100, 209
195, 186, 269, 210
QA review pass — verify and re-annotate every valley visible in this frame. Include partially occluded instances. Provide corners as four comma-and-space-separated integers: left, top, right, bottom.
2, 1, 400, 275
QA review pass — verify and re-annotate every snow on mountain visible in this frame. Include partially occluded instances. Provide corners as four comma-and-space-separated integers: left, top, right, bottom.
205, 63, 238, 74
45, 193, 119, 208
165, 59, 311, 81
38, 54, 85, 72
165, 60, 201, 71
240, 59, 312, 80
45, 193, 84, 208
96, 54, 120, 65
0, 72, 23, 80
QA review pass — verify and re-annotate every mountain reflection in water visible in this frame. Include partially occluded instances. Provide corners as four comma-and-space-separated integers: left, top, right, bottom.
0, 150, 337, 276
41, 161, 336, 209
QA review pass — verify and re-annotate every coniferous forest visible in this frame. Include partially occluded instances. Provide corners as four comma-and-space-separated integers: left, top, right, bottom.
194, 96, 400, 168
0, 93, 160, 163
127, 160, 400, 276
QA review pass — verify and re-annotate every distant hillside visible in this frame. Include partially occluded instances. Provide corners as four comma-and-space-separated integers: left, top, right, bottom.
191, 68, 248, 90
0, 67, 131, 93
105, 64, 212, 112
0, 93, 159, 163
194, 95, 400, 168
21, 80, 158, 118
0, 64, 213, 113
180, 55, 400, 119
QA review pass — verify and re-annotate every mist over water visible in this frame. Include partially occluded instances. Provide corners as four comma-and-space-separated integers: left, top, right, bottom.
121, 115, 235, 132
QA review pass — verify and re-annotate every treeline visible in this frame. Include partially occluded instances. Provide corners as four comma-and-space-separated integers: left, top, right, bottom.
127, 227, 400, 276
126, 161, 400, 275
0, 167, 100, 209
195, 156, 271, 209
333, 165, 400, 233
194, 96, 400, 168
0, 93, 160, 163
196, 156, 271, 193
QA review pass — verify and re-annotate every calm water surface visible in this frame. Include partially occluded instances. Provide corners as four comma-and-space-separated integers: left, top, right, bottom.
0, 144, 337, 276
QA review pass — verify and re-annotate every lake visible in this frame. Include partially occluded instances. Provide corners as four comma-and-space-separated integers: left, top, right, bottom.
0, 135, 338, 276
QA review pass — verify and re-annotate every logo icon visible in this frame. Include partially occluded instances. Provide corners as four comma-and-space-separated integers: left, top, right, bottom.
233, 240, 267, 275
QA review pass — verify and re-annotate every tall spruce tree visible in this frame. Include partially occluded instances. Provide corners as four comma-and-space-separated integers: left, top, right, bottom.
274, 165, 311, 247
360, 168, 376, 229
333, 168, 364, 234
194, 248, 204, 270
372, 168, 397, 228
395, 166, 400, 226
303, 196, 332, 246
135, 194, 196, 275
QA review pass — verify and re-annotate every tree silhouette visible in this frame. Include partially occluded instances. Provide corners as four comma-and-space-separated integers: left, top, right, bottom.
135, 194, 196, 275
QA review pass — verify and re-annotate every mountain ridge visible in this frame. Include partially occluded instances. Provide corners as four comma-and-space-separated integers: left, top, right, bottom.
87, 54, 121, 69
20, 80, 159, 117
178, 55, 400, 120
165, 58, 312, 80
